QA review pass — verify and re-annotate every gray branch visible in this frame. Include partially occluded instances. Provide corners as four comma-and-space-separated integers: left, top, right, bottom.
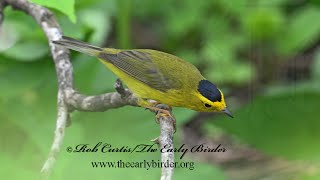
3, 0, 174, 179
65, 89, 137, 112
40, 93, 69, 178
3, 1, 72, 178
159, 118, 175, 180
152, 104, 175, 180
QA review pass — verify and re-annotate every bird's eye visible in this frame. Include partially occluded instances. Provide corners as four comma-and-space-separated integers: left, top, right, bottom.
204, 103, 212, 108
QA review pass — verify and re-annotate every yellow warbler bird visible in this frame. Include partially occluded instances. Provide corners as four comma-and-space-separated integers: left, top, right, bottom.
53, 36, 233, 118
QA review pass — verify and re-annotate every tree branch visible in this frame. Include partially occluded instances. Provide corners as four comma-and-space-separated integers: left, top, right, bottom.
3, 0, 175, 179
65, 88, 137, 112
152, 104, 175, 180
3, 1, 72, 178
40, 92, 69, 178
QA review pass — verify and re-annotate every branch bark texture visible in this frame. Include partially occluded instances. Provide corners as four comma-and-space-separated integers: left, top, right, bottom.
156, 105, 175, 180
3, 0, 174, 180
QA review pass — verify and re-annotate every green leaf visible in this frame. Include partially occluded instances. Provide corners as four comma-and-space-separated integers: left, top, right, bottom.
166, 0, 207, 38
0, 61, 53, 98
30, 0, 76, 23
176, 49, 198, 64
206, 60, 254, 85
256, 0, 291, 6
278, 5, 320, 55
217, 0, 249, 16
0, 13, 46, 52
78, 9, 112, 45
241, 8, 285, 41
201, 40, 254, 85
3, 41, 48, 61
0, 22, 19, 52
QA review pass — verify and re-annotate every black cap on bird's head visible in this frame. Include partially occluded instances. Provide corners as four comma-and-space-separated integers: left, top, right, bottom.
197, 80, 233, 118
198, 80, 222, 102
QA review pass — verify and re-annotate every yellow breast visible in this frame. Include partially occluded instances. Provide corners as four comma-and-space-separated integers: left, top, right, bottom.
99, 59, 192, 107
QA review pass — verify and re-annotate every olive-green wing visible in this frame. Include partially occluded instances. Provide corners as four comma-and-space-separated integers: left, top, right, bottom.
98, 50, 177, 92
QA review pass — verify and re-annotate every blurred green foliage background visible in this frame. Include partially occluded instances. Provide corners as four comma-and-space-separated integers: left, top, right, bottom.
1, 0, 320, 179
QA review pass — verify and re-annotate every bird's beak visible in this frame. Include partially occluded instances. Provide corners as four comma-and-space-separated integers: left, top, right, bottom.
222, 108, 233, 118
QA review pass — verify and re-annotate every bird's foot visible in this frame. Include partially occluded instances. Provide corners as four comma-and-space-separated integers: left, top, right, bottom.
155, 109, 172, 120
145, 106, 173, 119
144, 105, 176, 132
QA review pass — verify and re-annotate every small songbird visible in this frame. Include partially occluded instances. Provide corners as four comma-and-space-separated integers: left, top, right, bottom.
53, 36, 233, 118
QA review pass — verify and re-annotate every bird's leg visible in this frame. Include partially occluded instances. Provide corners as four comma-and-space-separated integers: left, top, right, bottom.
144, 103, 176, 132
151, 106, 176, 133
144, 101, 173, 118
147, 106, 172, 119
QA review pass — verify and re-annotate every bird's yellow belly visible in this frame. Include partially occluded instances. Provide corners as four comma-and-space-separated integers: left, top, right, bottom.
100, 60, 186, 107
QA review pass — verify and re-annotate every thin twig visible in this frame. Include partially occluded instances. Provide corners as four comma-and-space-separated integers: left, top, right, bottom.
114, 78, 132, 98
40, 91, 69, 178
3, 1, 175, 179
152, 104, 175, 180
4, 0, 72, 178
65, 87, 137, 112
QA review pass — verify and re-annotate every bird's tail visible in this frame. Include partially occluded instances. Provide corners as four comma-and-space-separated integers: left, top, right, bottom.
52, 36, 103, 56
